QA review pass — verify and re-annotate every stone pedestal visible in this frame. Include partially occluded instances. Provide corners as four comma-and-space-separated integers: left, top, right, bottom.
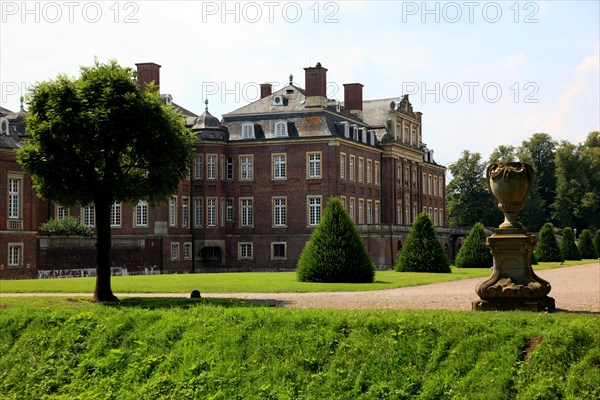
473, 230, 555, 312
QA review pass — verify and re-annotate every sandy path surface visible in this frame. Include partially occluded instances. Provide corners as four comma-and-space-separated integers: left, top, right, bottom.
3, 263, 599, 313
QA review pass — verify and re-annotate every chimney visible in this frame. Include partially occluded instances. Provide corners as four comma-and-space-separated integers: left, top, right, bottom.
136, 62, 161, 91
343, 83, 364, 120
260, 83, 272, 99
304, 62, 328, 107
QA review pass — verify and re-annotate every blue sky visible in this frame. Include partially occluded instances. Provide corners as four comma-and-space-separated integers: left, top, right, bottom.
1, 1, 598, 167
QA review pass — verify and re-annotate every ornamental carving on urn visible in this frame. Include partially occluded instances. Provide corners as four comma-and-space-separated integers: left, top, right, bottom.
486, 162, 534, 230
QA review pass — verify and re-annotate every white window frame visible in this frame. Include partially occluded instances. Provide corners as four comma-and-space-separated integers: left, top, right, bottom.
182, 197, 189, 227
274, 121, 288, 137
240, 197, 254, 227
207, 198, 217, 227
56, 205, 69, 220
366, 200, 372, 224
358, 199, 364, 224
82, 204, 95, 227
340, 153, 346, 179
194, 155, 203, 180
184, 242, 192, 260
367, 159, 372, 184
135, 200, 148, 227
349, 197, 355, 222
110, 202, 121, 227
206, 154, 217, 180
307, 152, 322, 179
171, 242, 180, 261
241, 123, 255, 139
8, 176, 22, 219
273, 197, 287, 227
239, 242, 253, 259
374, 201, 380, 224
226, 198, 234, 223
240, 155, 254, 181
349, 155, 355, 181
8, 243, 23, 268
358, 157, 364, 183
272, 153, 287, 180
194, 197, 203, 227
307, 196, 322, 226
169, 196, 177, 227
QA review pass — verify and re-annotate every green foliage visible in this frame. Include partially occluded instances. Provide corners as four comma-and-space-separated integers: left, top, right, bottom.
577, 229, 597, 259
560, 227, 581, 261
1, 302, 599, 399
18, 59, 195, 301
535, 222, 563, 262
396, 213, 450, 273
454, 222, 493, 268
594, 231, 600, 259
297, 197, 375, 283
39, 216, 92, 237
446, 150, 499, 227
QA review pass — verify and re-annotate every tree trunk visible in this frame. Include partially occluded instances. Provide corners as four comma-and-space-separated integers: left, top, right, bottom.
93, 194, 118, 302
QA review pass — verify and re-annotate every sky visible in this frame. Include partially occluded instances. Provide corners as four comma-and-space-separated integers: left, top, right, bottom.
1, 0, 598, 167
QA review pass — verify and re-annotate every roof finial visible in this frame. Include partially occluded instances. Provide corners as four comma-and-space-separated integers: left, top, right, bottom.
19, 96, 24, 112
204, 98, 209, 112
289, 74, 293, 85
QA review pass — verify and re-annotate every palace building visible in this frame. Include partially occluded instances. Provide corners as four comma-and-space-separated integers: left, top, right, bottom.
1, 62, 449, 278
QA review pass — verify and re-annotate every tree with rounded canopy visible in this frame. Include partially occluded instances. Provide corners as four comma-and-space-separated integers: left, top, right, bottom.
18, 60, 194, 302
396, 212, 450, 273
454, 222, 493, 268
560, 227, 581, 261
534, 222, 563, 262
296, 197, 375, 283
577, 229, 597, 259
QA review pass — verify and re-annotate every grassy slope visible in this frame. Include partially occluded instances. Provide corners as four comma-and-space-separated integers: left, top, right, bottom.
0, 260, 593, 294
1, 299, 599, 399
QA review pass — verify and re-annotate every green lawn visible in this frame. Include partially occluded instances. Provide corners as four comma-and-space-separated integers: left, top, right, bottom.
1, 298, 598, 399
0, 260, 593, 294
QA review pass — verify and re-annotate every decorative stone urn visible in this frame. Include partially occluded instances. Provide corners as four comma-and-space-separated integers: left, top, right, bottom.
473, 162, 555, 311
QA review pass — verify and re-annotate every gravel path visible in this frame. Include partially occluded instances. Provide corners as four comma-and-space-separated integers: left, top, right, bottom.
4, 263, 599, 313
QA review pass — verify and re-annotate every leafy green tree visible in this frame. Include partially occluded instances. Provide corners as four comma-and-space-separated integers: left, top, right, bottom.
297, 197, 375, 283
487, 145, 517, 164
18, 60, 194, 302
454, 222, 493, 268
560, 227, 581, 260
518, 133, 557, 227
594, 231, 600, 259
447, 150, 498, 227
577, 229, 597, 259
534, 222, 563, 262
396, 213, 450, 273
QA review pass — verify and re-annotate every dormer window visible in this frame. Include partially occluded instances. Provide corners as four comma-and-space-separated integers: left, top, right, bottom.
352, 125, 358, 141
360, 128, 367, 143
343, 122, 350, 138
369, 130, 375, 146
274, 121, 288, 137
0, 118, 8, 136
162, 94, 173, 106
241, 123, 255, 139
272, 95, 284, 106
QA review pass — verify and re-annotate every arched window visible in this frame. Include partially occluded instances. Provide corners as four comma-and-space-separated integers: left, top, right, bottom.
274, 121, 287, 137
241, 123, 254, 139
0, 118, 8, 136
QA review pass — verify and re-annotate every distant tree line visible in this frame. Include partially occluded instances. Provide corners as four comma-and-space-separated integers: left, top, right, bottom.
446, 132, 600, 233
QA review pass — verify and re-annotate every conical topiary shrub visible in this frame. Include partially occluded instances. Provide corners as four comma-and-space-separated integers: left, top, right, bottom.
535, 222, 563, 262
454, 222, 493, 268
396, 212, 450, 273
577, 229, 597, 259
297, 197, 375, 283
560, 227, 581, 260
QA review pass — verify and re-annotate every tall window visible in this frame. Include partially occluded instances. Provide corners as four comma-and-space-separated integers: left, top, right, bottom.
169, 196, 177, 227
220, 198, 225, 226
226, 198, 234, 222
227, 156, 234, 180
220, 155, 226, 181
110, 202, 121, 227
367, 160, 372, 184
358, 199, 364, 224
171, 243, 180, 260
308, 196, 322, 226
241, 123, 255, 139
194, 198, 203, 227
56, 205, 69, 220
273, 197, 287, 227
349, 198, 355, 222
82, 204, 95, 227
182, 197, 189, 227
274, 121, 287, 137
358, 157, 364, 182
207, 155, 217, 180
307, 152, 322, 179
8, 244, 22, 267
428, 175, 433, 196
349, 155, 355, 181
135, 200, 148, 227
423, 173, 427, 194
239, 242, 253, 259
374, 201, 380, 224
397, 200, 402, 225
240, 198, 253, 227
240, 155, 253, 181
439, 178, 444, 197
184, 243, 192, 260
434, 176, 438, 196
340, 153, 346, 179
207, 198, 217, 227
194, 155, 203, 179
272, 154, 286, 180
434, 208, 439, 226
366, 200, 372, 224
375, 161, 380, 185
8, 177, 21, 219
